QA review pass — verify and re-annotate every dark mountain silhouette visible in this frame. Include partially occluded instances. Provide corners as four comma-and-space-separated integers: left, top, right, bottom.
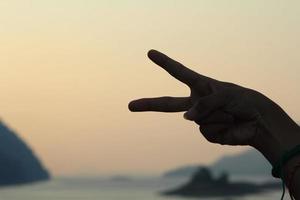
163, 167, 280, 197
0, 120, 50, 185
163, 148, 271, 178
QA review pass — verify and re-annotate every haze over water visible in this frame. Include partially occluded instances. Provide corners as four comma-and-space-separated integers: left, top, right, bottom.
0, 176, 285, 200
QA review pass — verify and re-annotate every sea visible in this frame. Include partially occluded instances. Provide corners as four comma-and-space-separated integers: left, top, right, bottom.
0, 176, 289, 200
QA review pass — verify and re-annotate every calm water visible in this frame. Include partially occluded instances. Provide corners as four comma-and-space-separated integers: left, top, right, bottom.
0, 176, 288, 200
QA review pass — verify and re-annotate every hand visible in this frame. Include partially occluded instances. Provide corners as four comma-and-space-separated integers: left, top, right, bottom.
128, 50, 300, 166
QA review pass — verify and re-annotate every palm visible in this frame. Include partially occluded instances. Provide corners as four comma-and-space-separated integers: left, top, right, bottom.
129, 50, 262, 147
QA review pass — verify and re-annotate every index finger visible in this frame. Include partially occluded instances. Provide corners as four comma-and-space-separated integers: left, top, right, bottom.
148, 50, 215, 87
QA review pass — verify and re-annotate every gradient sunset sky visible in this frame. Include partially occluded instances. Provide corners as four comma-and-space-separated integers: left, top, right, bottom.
1, 0, 300, 176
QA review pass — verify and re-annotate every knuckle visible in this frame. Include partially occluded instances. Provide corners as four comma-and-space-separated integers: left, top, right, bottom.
200, 126, 216, 143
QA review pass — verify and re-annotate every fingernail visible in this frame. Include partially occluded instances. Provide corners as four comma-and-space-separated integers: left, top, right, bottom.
184, 112, 193, 120
128, 101, 136, 111
183, 112, 188, 120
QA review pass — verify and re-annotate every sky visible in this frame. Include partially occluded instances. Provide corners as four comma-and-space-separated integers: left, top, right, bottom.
0, 0, 300, 176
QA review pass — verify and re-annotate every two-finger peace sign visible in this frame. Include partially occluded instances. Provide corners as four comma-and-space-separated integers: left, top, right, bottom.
128, 50, 222, 113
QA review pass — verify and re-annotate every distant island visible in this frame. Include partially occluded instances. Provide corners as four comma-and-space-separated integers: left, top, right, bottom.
0, 120, 50, 186
110, 175, 132, 182
164, 148, 272, 178
163, 167, 281, 197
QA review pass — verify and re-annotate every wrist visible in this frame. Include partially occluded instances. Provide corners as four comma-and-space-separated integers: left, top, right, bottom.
283, 154, 300, 180
252, 94, 300, 167
283, 156, 300, 198
253, 116, 300, 168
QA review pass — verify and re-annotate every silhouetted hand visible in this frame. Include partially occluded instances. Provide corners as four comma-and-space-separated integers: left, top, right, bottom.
128, 50, 300, 166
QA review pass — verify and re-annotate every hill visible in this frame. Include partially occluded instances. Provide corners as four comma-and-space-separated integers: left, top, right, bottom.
0, 120, 50, 185
211, 148, 271, 175
163, 167, 280, 197
163, 148, 271, 178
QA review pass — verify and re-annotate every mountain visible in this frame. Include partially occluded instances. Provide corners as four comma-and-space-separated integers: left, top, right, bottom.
163, 167, 280, 198
211, 148, 271, 175
163, 148, 272, 178
0, 120, 50, 185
